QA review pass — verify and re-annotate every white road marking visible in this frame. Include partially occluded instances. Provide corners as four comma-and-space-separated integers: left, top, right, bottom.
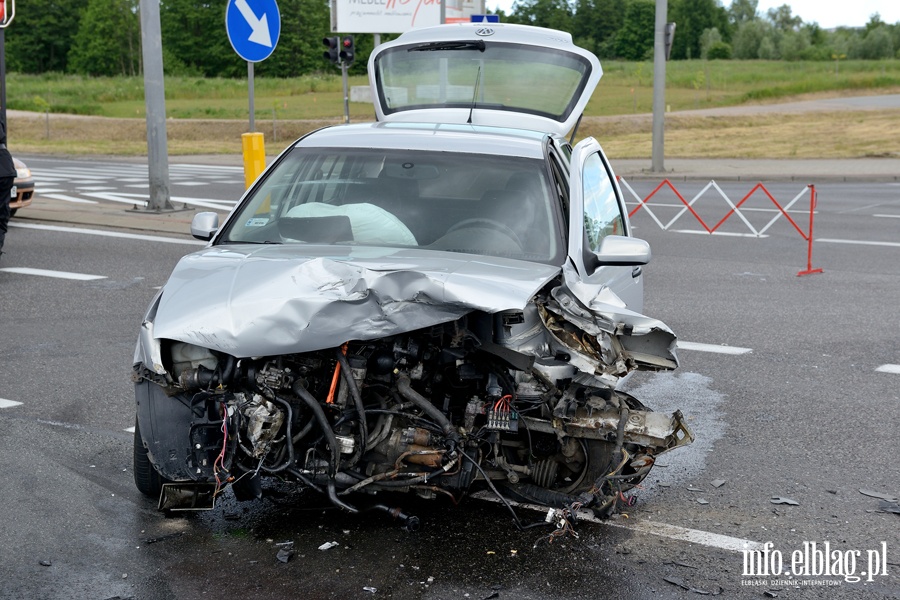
674, 229, 769, 238
875, 364, 900, 374
873, 214, 900, 219
40, 193, 99, 205
10, 222, 205, 245
817, 238, 900, 248
626, 202, 814, 215
471, 491, 763, 552
0, 399, 23, 408
0, 267, 107, 280
678, 341, 753, 355
76, 186, 117, 191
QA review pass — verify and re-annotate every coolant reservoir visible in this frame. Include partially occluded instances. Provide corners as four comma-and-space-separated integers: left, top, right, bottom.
170, 342, 218, 378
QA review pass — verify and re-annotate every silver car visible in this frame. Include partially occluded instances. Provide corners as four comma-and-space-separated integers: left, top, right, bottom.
132, 23, 692, 529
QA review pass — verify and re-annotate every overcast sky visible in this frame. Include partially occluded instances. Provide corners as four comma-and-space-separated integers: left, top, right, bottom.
484, 1, 900, 29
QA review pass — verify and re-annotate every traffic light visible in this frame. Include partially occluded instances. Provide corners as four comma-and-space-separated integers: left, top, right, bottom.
323, 36, 340, 64
339, 35, 355, 65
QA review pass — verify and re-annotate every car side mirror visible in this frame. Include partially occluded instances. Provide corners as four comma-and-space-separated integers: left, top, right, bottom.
594, 235, 651, 266
191, 212, 220, 241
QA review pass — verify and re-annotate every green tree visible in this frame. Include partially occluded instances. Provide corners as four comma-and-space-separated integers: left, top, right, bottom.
732, 18, 770, 58
615, 0, 655, 60
706, 40, 732, 59
757, 35, 776, 59
159, 0, 238, 77
572, 0, 626, 58
857, 26, 894, 59
508, 0, 573, 32
779, 29, 809, 60
699, 27, 723, 58
669, 0, 730, 60
5, 0, 90, 73
728, 0, 757, 25
766, 4, 801, 32
68, 0, 141, 76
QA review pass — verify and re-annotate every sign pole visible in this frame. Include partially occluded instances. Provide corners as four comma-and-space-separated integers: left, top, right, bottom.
248, 61, 255, 131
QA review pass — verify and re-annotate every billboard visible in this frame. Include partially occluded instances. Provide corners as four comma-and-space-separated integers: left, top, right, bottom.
331, 0, 484, 33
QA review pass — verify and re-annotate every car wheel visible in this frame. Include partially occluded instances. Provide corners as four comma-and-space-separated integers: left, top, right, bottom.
133, 417, 169, 498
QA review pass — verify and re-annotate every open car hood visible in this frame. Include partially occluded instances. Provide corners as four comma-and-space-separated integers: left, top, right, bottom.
151, 245, 560, 357
367, 23, 602, 137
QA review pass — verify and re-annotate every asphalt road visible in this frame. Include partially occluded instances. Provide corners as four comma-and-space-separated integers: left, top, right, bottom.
0, 158, 898, 599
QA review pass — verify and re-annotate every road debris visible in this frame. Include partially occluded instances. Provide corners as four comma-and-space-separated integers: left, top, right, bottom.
859, 489, 899, 503
876, 500, 900, 515
697, 498, 710, 505
663, 576, 723, 595
143, 531, 186, 544
710, 479, 726, 488
363, 587, 377, 593
770, 497, 799, 506
276, 547, 294, 563
39, 560, 52, 567
318, 541, 339, 551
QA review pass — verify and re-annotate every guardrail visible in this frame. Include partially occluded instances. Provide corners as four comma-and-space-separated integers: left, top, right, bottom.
618, 178, 823, 277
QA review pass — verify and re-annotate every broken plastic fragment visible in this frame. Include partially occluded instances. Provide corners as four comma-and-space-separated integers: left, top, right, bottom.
276, 548, 294, 563
318, 541, 339, 551
859, 489, 899, 503
770, 497, 799, 506
710, 479, 726, 488
697, 498, 709, 505
363, 587, 377, 593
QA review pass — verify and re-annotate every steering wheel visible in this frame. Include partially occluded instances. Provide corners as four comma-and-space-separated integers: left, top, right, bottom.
445, 218, 523, 248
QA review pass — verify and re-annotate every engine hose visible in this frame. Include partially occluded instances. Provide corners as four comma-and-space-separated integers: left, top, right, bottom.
326, 480, 420, 530
336, 351, 369, 457
287, 467, 326, 494
505, 482, 585, 509
262, 396, 295, 473
396, 374, 460, 446
220, 355, 236, 385
293, 383, 340, 478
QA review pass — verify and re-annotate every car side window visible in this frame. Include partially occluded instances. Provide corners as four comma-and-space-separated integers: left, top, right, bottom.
582, 152, 624, 253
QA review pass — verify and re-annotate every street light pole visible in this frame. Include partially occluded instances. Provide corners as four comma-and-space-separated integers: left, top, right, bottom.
651, 0, 667, 173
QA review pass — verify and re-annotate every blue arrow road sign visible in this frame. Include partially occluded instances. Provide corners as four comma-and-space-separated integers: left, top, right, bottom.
226, 0, 280, 62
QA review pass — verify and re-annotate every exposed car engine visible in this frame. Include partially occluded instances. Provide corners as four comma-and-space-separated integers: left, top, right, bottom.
133, 290, 692, 532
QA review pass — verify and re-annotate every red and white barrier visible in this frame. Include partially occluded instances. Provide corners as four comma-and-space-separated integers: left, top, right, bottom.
618, 178, 823, 277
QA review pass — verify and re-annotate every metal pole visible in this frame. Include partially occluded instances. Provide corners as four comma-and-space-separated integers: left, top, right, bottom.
342, 62, 349, 124
0, 29, 6, 134
139, 0, 173, 211
651, 0, 667, 173
248, 61, 255, 132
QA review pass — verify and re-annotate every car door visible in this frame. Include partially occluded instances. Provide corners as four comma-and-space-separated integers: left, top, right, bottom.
567, 137, 644, 312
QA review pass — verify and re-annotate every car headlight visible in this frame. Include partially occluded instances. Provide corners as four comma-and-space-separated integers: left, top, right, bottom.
16, 168, 31, 179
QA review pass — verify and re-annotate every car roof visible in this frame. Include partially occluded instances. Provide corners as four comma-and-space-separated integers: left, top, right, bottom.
293, 121, 550, 160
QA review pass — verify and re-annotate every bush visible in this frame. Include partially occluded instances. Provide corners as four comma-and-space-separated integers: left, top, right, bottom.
707, 41, 733, 60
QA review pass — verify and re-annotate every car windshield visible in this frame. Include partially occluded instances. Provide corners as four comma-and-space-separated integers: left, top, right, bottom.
219, 147, 564, 264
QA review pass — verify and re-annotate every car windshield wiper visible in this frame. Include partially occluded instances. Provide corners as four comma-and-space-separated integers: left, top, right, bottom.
409, 40, 486, 53
219, 239, 282, 245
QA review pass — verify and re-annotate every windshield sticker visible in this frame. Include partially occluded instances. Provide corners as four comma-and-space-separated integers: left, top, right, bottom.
245, 217, 269, 227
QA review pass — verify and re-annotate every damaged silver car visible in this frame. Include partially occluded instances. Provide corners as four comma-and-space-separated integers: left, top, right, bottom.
132, 23, 693, 529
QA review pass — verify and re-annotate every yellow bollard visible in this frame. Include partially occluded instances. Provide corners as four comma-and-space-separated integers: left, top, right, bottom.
241, 132, 266, 189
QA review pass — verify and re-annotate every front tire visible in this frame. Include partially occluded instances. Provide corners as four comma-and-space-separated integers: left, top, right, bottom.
133, 418, 169, 498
